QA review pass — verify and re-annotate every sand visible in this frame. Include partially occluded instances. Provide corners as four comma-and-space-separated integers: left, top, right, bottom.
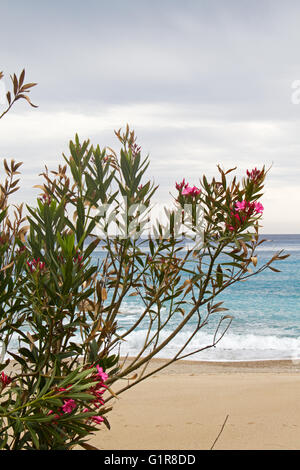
87, 358, 300, 450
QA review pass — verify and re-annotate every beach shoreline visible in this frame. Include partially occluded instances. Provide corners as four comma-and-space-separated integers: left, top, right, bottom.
87, 358, 300, 450
116, 356, 300, 374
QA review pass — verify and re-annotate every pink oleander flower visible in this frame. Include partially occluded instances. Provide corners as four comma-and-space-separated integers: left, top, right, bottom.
235, 199, 264, 215
227, 198, 264, 232
235, 200, 247, 212
95, 365, 109, 383
61, 399, 77, 414
254, 202, 264, 214
90, 415, 104, 424
0, 371, 12, 388
181, 185, 201, 197
83, 406, 105, 425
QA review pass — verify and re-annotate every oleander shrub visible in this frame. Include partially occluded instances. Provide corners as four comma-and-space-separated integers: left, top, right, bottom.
0, 69, 287, 450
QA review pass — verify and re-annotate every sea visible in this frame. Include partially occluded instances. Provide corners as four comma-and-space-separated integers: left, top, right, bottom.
3, 234, 299, 364
91, 234, 300, 362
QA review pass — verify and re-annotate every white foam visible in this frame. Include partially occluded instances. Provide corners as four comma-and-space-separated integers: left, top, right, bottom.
5, 324, 300, 363
114, 329, 300, 362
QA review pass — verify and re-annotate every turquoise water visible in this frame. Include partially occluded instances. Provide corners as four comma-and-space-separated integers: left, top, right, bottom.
92, 234, 300, 361
5, 234, 299, 363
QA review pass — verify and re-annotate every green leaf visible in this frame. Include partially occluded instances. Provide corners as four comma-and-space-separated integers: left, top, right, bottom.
0, 208, 7, 224
82, 238, 99, 261
58, 367, 93, 388
26, 423, 39, 449
76, 199, 85, 245
61, 392, 94, 401
120, 148, 131, 186
37, 363, 58, 398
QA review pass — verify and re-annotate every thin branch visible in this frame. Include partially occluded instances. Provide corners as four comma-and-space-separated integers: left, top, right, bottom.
210, 414, 229, 450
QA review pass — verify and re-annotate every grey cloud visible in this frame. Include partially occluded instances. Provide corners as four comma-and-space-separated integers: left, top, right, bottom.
0, 0, 300, 232
1, 0, 300, 115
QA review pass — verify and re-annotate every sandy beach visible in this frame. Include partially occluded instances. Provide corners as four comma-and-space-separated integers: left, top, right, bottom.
87, 358, 300, 450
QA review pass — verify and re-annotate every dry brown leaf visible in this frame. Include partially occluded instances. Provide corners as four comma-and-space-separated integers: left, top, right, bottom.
101, 287, 107, 301
251, 256, 258, 267
0, 261, 14, 272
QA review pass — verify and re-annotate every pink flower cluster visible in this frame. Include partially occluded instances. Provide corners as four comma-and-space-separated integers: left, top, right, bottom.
95, 365, 109, 382
48, 365, 108, 426
176, 179, 201, 198
62, 398, 77, 413
235, 200, 264, 214
227, 199, 264, 232
182, 186, 201, 197
83, 366, 108, 425
26, 258, 46, 273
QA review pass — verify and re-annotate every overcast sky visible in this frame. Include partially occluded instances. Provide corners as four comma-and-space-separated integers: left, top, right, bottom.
0, 0, 299, 233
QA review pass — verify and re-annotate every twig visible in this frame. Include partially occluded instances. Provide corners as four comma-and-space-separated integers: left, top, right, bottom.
210, 414, 229, 450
